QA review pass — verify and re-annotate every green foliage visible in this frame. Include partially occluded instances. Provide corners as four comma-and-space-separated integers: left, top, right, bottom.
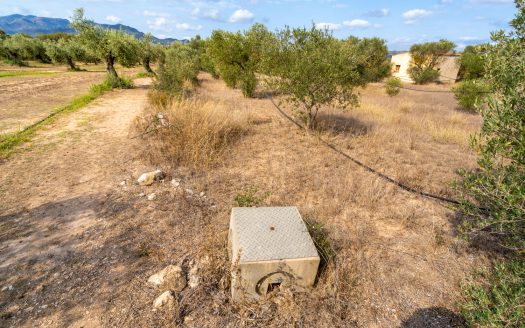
71, 8, 140, 78
408, 39, 456, 84
44, 36, 89, 70
385, 76, 402, 96
264, 25, 363, 129
137, 33, 163, 75
37, 32, 72, 42
460, 259, 525, 327
452, 79, 490, 111
0, 34, 49, 66
343, 36, 391, 83
457, 45, 487, 81
155, 43, 199, 97
456, 0, 525, 252
0, 29, 6, 40
233, 186, 269, 207
207, 23, 274, 97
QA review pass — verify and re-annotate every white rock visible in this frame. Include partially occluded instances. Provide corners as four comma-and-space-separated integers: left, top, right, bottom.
120, 181, 126, 186
153, 291, 175, 309
185, 189, 194, 196
171, 178, 181, 187
137, 170, 165, 186
188, 266, 200, 289
148, 265, 187, 292
199, 192, 205, 197
147, 193, 156, 201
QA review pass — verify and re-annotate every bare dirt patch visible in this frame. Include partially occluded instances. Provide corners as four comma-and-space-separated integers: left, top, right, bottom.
0, 64, 143, 134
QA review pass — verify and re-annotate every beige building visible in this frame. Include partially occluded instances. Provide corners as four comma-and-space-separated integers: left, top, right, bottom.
390, 52, 460, 84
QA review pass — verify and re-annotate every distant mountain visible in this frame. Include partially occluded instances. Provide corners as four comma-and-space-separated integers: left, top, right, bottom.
0, 14, 185, 45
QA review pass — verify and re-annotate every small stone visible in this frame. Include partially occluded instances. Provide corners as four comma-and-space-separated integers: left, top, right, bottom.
199, 192, 205, 197
171, 178, 181, 187
1, 285, 14, 291
153, 291, 175, 309
188, 265, 200, 289
147, 193, 156, 201
218, 276, 229, 290
138, 192, 145, 197
137, 170, 165, 186
148, 265, 187, 292
185, 189, 194, 196
120, 181, 126, 186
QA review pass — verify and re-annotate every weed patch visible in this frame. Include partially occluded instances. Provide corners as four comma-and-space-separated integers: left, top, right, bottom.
137, 98, 251, 168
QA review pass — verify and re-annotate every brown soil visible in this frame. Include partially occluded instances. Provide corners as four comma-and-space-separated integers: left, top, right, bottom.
0, 64, 142, 134
0, 73, 489, 327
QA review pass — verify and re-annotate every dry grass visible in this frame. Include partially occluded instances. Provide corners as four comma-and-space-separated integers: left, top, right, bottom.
137, 95, 252, 168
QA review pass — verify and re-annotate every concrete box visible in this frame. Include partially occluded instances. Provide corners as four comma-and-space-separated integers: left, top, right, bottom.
228, 207, 320, 301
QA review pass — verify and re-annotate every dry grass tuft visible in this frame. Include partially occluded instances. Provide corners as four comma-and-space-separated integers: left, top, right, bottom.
137, 96, 252, 168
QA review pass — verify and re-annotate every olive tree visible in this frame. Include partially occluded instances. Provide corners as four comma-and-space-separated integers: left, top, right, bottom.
71, 8, 140, 80
156, 42, 200, 96
138, 33, 163, 75
0, 34, 39, 66
44, 36, 88, 70
407, 39, 456, 84
263, 25, 364, 129
457, 45, 487, 81
343, 36, 391, 83
456, 0, 525, 251
206, 23, 273, 97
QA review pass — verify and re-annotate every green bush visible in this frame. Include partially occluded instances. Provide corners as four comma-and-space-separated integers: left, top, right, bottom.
452, 80, 490, 111
460, 260, 524, 327
385, 77, 402, 96
155, 43, 199, 97
407, 66, 440, 84
240, 71, 257, 97
455, 0, 525, 252
408, 39, 456, 84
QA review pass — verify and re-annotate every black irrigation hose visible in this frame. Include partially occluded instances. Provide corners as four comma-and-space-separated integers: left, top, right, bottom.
269, 97, 463, 206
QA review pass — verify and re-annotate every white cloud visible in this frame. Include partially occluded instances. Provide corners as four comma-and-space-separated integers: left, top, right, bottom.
175, 22, 202, 31
470, 0, 512, 3
191, 7, 219, 20
315, 22, 341, 30
343, 19, 371, 28
402, 9, 432, 24
459, 36, 481, 41
229, 9, 254, 23
148, 17, 170, 30
106, 15, 121, 23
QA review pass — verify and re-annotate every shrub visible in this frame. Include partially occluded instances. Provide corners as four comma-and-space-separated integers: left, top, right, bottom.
138, 99, 251, 168
408, 39, 456, 84
457, 45, 487, 81
385, 77, 402, 96
455, 0, 525, 252
264, 24, 363, 129
155, 43, 199, 97
452, 80, 490, 111
460, 260, 524, 327
407, 66, 440, 84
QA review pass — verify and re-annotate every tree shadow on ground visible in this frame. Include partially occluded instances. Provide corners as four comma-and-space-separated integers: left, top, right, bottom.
401, 307, 467, 328
316, 112, 371, 136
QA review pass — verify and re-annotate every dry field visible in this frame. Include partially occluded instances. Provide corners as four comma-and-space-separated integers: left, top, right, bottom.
0, 63, 142, 134
0, 71, 491, 327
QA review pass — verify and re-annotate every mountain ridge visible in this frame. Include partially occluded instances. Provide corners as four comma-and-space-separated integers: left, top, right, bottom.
0, 14, 185, 45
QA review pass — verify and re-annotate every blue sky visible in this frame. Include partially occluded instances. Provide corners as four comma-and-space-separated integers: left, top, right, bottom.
0, 0, 518, 50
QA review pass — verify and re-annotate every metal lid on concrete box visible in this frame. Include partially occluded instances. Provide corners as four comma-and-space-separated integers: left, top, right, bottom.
229, 207, 319, 262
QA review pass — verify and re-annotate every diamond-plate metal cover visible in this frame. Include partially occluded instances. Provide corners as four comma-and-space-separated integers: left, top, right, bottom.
230, 207, 319, 262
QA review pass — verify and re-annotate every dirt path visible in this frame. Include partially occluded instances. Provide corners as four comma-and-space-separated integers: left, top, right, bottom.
0, 78, 154, 327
